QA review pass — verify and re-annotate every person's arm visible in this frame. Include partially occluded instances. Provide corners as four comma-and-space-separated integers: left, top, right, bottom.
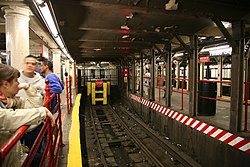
16, 84, 44, 108
47, 74, 64, 94
0, 107, 52, 131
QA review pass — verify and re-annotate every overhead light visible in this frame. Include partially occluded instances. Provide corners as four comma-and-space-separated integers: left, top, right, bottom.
165, 0, 178, 10
122, 35, 129, 39
121, 25, 130, 30
126, 13, 133, 19
93, 48, 102, 51
35, 0, 44, 5
36, 2, 58, 36
222, 21, 231, 28
154, 27, 161, 32
0, 51, 7, 56
164, 25, 175, 30
201, 45, 230, 52
33, 0, 74, 62
173, 53, 183, 57
199, 37, 207, 40
61, 47, 67, 55
54, 36, 64, 48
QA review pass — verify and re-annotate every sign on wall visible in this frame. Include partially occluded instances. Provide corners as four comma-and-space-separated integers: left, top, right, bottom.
199, 56, 210, 63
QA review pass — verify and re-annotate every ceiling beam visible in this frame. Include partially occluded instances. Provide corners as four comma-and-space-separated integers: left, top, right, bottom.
212, 17, 236, 47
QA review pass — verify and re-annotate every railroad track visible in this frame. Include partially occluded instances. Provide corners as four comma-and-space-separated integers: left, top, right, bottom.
84, 101, 201, 167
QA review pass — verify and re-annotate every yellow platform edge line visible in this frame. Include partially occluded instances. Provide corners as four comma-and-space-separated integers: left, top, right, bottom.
67, 94, 82, 167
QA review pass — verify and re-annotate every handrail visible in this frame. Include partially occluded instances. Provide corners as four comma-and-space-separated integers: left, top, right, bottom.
0, 126, 29, 165
0, 81, 64, 166
65, 75, 72, 114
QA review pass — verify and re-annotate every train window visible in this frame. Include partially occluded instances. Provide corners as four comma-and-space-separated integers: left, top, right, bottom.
91, 69, 95, 78
100, 69, 105, 78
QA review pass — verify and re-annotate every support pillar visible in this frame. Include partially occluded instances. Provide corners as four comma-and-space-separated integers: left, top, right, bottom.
150, 48, 155, 101
217, 56, 223, 97
140, 53, 144, 97
189, 35, 199, 117
230, 21, 245, 133
2, 6, 31, 68
164, 43, 172, 107
52, 49, 62, 79
176, 62, 180, 89
131, 58, 136, 93
65, 59, 70, 83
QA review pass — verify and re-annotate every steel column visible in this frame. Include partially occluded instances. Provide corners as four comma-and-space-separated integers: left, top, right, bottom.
131, 58, 136, 93
189, 35, 198, 117
150, 48, 155, 101
230, 21, 245, 132
164, 43, 172, 107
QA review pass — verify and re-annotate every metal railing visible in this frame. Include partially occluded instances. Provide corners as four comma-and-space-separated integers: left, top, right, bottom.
0, 81, 64, 166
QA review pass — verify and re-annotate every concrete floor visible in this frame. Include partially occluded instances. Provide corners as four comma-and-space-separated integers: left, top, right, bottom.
138, 87, 250, 138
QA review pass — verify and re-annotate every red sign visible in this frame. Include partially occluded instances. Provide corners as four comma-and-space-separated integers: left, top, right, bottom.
96, 79, 103, 87
199, 56, 210, 63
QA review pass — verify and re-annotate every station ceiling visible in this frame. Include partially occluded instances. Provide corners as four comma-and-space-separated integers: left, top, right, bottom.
1, 0, 250, 64
49, 0, 250, 63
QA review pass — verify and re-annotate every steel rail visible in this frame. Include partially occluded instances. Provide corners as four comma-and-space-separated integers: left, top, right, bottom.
88, 105, 109, 167
118, 105, 202, 167
109, 105, 165, 167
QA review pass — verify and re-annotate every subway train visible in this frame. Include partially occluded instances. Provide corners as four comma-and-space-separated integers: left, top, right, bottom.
1, 0, 250, 166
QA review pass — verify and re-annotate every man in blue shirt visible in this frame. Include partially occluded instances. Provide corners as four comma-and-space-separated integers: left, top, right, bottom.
40, 58, 64, 112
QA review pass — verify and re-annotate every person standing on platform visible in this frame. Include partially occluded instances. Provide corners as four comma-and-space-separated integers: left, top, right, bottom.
16, 55, 46, 165
17, 55, 45, 106
0, 63, 55, 167
40, 58, 64, 112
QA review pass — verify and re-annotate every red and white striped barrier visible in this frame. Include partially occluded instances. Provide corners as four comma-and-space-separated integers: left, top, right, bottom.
131, 94, 250, 154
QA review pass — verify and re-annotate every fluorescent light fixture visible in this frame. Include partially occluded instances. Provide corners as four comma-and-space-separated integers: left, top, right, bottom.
61, 48, 67, 55
174, 52, 184, 57
165, 0, 178, 10
201, 45, 230, 52
154, 27, 161, 32
121, 25, 130, 30
222, 21, 231, 28
37, 3, 58, 36
122, 35, 129, 39
199, 37, 206, 40
93, 48, 102, 51
126, 13, 133, 19
35, 0, 44, 5
0, 51, 7, 56
54, 36, 64, 48
34, 0, 74, 62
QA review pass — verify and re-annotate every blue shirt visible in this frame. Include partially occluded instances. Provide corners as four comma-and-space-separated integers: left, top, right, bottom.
45, 73, 64, 94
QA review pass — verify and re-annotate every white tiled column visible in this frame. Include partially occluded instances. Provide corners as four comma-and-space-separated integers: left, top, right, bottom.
2, 6, 30, 68
65, 59, 70, 74
52, 49, 62, 79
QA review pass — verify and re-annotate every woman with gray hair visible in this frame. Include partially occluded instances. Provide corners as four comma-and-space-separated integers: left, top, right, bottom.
0, 63, 55, 167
